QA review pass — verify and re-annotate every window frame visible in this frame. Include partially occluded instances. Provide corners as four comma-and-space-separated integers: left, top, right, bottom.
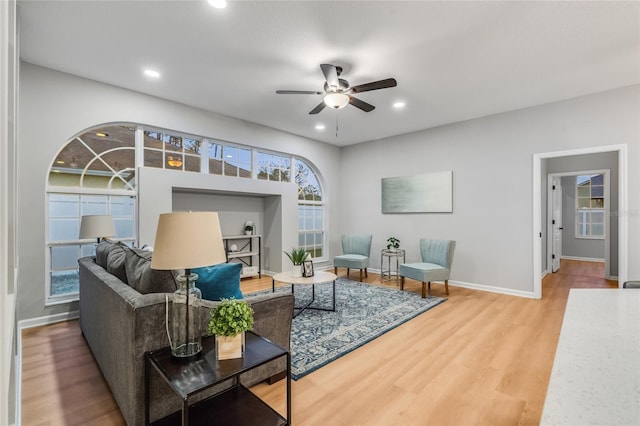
574, 173, 607, 240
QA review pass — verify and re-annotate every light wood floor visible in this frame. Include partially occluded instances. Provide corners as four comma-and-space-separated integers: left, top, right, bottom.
21, 260, 616, 425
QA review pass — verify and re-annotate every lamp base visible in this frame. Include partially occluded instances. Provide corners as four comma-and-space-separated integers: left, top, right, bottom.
171, 342, 202, 362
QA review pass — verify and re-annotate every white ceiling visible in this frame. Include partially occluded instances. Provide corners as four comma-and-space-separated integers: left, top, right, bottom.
18, 1, 640, 147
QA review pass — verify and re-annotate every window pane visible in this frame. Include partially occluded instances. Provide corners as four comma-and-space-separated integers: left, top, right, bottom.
49, 194, 78, 217
208, 142, 223, 160
51, 270, 79, 296
298, 234, 305, 246
51, 245, 80, 269
81, 195, 108, 215
577, 198, 590, 208
185, 155, 200, 173
144, 149, 163, 168
577, 187, 589, 198
184, 138, 201, 154
591, 186, 604, 197
591, 198, 604, 208
110, 196, 134, 216
114, 218, 134, 238
591, 211, 605, 223
144, 131, 164, 149
166, 154, 183, 170
591, 224, 604, 236
50, 218, 80, 241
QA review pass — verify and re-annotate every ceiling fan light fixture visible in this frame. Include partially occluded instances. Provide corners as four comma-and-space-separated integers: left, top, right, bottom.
208, 0, 227, 9
323, 93, 350, 109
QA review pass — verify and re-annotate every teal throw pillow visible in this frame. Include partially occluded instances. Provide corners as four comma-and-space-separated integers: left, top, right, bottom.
193, 262, 243, 301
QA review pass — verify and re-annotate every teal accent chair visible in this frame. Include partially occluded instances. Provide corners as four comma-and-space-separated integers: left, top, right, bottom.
333, 234, 372, 282
400, 239, 456, 297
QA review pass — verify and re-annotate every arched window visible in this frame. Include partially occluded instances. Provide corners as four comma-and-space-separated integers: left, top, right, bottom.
295, 159, 325, 259
45, 123, 328, 303
46, 125, 137, 303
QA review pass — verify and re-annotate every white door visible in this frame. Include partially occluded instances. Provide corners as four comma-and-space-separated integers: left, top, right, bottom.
551, 178, 563, 273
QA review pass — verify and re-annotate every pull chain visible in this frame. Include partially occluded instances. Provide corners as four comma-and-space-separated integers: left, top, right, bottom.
335, 113, 339, 138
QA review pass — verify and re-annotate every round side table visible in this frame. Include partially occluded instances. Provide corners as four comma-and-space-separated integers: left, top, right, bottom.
381, 248, 405, 281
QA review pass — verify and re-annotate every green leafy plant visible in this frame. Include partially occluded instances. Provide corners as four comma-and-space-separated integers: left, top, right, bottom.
386, 237, 401, 250
284, 247, 309, 265
208, 298, 254, 337
244, 225, 253, 233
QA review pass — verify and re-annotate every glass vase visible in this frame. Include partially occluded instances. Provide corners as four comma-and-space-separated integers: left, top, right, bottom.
171, 272, 202, 360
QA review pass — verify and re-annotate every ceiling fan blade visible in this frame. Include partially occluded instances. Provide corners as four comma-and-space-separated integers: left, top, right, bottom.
320, 64, 339, 89
350, 78, 397, 94
349, 96, 375, 112
276, 90, 323, 95
309, 102, 327, 115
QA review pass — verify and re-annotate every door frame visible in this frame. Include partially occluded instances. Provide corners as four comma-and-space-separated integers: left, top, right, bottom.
547, 169, 611, 277
533, 145, 627, 299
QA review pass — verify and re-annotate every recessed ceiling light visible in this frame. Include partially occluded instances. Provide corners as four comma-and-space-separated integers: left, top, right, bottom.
393, 101, 406, 109
96, 132, 109, 137
315, 124, 325, 131
208, 0, 227, 9
144, 69, 160, 78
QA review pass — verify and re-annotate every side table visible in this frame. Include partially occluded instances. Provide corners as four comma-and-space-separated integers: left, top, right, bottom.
381, 248, 405, 281
145, 331, 290, 425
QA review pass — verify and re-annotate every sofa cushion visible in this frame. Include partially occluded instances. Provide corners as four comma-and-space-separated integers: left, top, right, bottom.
106, 243, 128, 284
124, 247, 178, 294
193, 262, 243, 301
96, 240, 120, 268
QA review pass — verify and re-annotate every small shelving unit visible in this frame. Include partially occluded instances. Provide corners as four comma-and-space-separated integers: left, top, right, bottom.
223, 235, 261, 278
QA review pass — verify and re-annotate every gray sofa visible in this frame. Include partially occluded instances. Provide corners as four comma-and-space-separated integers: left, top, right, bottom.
78, 241, 294, 425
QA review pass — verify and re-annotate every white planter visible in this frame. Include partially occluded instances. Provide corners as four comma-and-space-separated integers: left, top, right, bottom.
292, 265, 303, 278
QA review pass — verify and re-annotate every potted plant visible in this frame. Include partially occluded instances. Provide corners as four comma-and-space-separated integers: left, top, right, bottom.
386, 237, 400, 252
208, 298, 254, 360
244, 224, 253, 235
284, 247, 309, 278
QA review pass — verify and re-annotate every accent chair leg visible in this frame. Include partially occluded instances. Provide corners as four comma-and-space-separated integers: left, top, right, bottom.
365, 268, 368, 277
445, 280, 449, 295
359, 269, 363, 282
400, 276, 405, 290
334, 266, 338, 275
347, 268, 350, 277
421, 282, 426, 298
428, 282, 431, 293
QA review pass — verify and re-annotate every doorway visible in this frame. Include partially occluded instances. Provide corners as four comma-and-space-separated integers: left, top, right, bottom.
547, 170, 611, 278
532, 145, 627, 299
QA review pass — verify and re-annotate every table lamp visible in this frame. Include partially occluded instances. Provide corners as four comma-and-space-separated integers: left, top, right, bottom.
79, 215, 116, 243
151, 211, 227, 360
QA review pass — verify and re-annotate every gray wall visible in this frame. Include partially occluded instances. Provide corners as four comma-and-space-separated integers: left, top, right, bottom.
547, 152, 618, 276
339, 85, 639, 295
16, 61, 640, 321
561, 176, 605, 260
17, 63, 340, 322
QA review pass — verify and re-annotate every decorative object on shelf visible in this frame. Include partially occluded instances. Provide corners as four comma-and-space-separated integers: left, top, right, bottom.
79, 214, 116, 244
208, 298, 254, 360
229, 243, 238, 252
284, 247, 309, 278
386, 236, 401, 252
244, 220, 255, 235
303, 260, 314, 278
151, 211, 227, 360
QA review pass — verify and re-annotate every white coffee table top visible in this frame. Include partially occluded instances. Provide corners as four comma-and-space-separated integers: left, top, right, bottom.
272, 270, 337, 285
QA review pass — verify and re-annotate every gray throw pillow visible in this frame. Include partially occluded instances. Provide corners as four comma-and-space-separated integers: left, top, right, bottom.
95, 240, 118, 268
106, 243, 128, 284
124, 247, 178, 294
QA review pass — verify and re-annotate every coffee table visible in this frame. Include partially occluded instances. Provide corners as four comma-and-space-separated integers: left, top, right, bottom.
272, 270, 338, 317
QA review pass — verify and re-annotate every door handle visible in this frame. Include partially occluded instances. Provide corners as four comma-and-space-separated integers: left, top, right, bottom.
559, 227, 563, 230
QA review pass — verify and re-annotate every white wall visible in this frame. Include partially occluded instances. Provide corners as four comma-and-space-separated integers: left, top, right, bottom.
339, 85, 640, 295
141, 167, 298, 273
1, 1, 18, 423
17, 62, 341, 322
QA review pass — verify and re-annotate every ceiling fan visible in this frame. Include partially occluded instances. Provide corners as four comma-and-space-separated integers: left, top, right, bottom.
276, 64, 397, 115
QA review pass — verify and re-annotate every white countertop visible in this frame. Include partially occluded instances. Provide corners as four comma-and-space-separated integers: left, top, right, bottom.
541, 289, 640, 425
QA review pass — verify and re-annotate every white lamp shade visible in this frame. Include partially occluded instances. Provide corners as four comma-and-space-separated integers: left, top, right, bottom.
324, 93, 350, 109
150, 211, 227, 270
79, 215, 116, 239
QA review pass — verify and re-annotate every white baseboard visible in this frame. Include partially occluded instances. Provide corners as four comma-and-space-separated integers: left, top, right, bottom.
541, 269, 549, 279
449, 280, 537, 299
560, 256, 604, 263
17, 310, 79, 331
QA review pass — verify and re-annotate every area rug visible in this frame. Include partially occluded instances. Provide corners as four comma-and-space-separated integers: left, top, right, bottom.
250, 278, 446, 380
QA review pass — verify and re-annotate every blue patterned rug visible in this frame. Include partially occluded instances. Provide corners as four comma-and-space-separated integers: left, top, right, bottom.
251, 278, 446, 380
